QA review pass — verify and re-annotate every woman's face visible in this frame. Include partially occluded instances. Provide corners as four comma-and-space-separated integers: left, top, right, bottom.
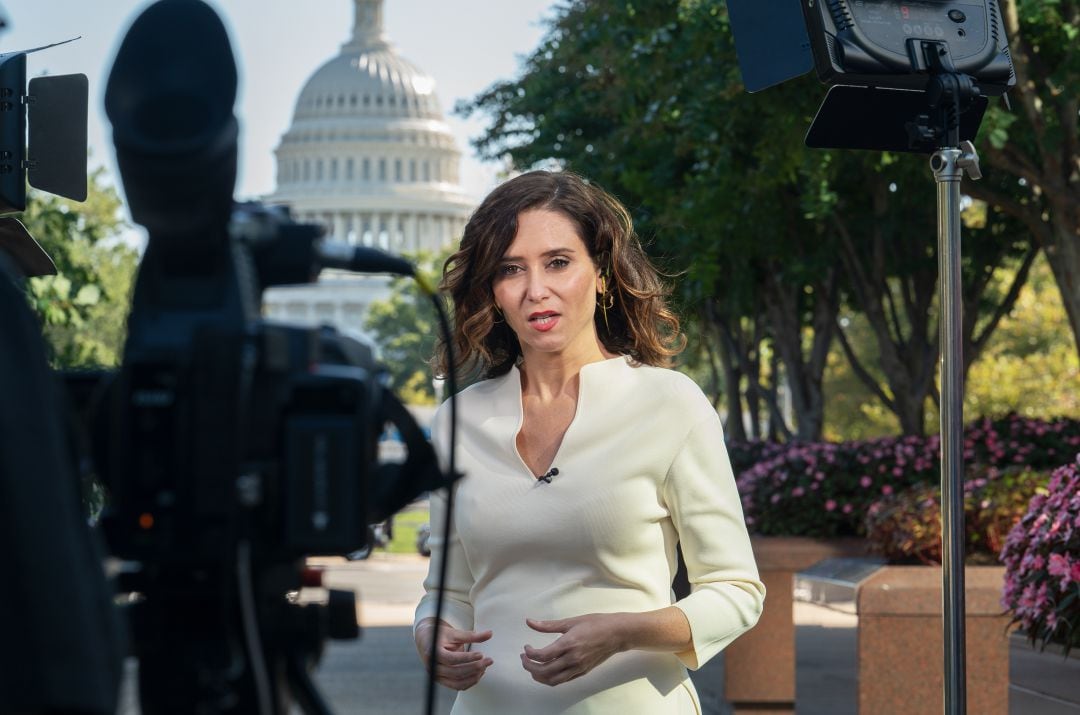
492, 208, 604, 362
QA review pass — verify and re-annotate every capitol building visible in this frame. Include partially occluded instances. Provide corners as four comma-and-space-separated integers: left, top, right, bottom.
263, 0, 475, 335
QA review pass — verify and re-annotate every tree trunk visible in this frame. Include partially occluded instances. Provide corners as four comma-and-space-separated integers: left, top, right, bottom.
719, 352, 747, 441
1044, 213, 1080, 357
711, 303, 792, 441
763, 267, 838, 441
832, 177, 939, 436
712, 314, 748, 442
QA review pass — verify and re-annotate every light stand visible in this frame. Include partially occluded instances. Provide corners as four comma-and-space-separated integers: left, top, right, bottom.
933, 140, 980, 715
812, 49, 987, 714
909, 40, 986, 712
728, 2, 1015, 712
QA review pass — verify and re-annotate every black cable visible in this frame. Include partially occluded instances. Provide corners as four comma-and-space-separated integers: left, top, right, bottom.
286, 654, 334, 715
312, 245, 459, 714
421, 281, 457, 715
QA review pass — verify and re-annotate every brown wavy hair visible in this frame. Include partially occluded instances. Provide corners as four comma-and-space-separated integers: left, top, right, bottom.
434, 170, 684, 380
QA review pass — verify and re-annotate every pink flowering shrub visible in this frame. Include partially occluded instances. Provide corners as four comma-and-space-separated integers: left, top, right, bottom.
736, 436, 940, 537
963, 414, 1080, 471
999, 455, 1080, 655
864, 469, 1047, 564
727, 440, 788, 476
734, 414, 1080, 538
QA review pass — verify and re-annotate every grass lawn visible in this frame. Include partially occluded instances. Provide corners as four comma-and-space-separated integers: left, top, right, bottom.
380, 507, 430, 555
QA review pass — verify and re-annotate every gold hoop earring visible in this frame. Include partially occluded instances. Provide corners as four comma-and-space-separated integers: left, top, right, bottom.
599, 290, 614, 331
492, 304, 504, 325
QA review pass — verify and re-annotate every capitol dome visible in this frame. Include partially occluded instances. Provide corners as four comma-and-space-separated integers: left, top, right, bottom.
264, 0, 474, 334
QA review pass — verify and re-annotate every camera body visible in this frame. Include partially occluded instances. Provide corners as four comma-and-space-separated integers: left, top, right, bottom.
78, 185, 444, 715
96, 252, 387, 569
82, 2, 452, 710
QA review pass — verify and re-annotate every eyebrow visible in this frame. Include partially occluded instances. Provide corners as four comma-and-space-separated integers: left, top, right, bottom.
498, 247, 578, 263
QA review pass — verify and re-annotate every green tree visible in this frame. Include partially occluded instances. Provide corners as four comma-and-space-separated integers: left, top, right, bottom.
822, 151, 1035, 435
461, 0, 1039, 438
21, 167, 138, 368
462, 0, 838, 440
363, 249, 451, 405
964, 0, 1080, 355
825, 252, 1079, 440
963, 253, 1080, 419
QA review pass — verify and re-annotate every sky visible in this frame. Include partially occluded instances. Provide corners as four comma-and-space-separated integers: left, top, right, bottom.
3, 0, 557, 210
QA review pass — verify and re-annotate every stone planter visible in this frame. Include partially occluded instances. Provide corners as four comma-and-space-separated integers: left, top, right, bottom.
856, 566, 1011, 715
723, 536, 869, 715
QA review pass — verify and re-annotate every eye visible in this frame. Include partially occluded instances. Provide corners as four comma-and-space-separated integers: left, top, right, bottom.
548, 257, 570, 269
498, 263, 521, 276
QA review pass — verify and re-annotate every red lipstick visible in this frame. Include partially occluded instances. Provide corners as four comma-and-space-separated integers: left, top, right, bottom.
528, 311, 559, 332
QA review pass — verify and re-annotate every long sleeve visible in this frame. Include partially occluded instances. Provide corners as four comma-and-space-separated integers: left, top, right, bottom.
414, 485, 475, 631
413, 404, 475, 632
664, 413, 765, 670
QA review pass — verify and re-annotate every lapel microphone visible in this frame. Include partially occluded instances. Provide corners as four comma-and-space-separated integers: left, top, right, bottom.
539, 468, 559, 483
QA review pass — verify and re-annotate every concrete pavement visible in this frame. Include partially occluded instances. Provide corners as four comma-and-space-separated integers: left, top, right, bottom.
303, 555, 1080, 714
116, 553, 1080, 714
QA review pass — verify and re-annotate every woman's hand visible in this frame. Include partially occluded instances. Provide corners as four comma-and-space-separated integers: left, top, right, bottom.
521, 607, 692, 686
415, 618, 494, 691
519, 613, 627, 686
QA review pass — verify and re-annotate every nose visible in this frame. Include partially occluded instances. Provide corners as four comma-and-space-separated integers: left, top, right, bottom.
525, 269, 549, 302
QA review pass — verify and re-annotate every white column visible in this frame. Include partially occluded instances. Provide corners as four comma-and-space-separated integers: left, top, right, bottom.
407, 213, 419, 252
416, 214, 427, 250
333, 213, 347, 241
389, 212, 400, 251
440, 215, 452, 247
373, 213, 384, 249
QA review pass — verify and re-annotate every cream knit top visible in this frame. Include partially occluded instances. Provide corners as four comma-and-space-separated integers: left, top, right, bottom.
415, 356, 764, 714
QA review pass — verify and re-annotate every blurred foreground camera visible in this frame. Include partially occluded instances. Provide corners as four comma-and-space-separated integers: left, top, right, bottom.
65, 1, 455, 712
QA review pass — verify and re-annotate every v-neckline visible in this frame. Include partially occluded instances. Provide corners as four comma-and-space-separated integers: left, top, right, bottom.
510, 365, 584, 480
506, 356, 627, 480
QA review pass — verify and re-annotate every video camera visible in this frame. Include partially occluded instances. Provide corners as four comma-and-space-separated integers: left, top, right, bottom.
62, 1, 454, 712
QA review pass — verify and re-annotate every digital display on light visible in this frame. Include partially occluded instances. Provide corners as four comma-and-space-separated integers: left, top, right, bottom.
892, 3, 940, 22
849, 1, 975, 43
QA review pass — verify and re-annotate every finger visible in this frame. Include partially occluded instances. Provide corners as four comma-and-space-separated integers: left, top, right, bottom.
523, 642, 565, 663
439, 666, 487, 691
520, 652, 576, 687
434, 656, 492, 682
437, 649, 488, 667
525, 617, 569, 634
442, 657, 493, 678
436, 657, 491, 675
437, 670, 482, 691
447, 628, 493, 644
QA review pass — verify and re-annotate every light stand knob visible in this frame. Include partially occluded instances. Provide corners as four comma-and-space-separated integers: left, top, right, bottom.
957, 140, 982, 181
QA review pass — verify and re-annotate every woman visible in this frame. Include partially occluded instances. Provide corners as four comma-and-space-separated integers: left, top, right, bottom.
414, 171, 763, 714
